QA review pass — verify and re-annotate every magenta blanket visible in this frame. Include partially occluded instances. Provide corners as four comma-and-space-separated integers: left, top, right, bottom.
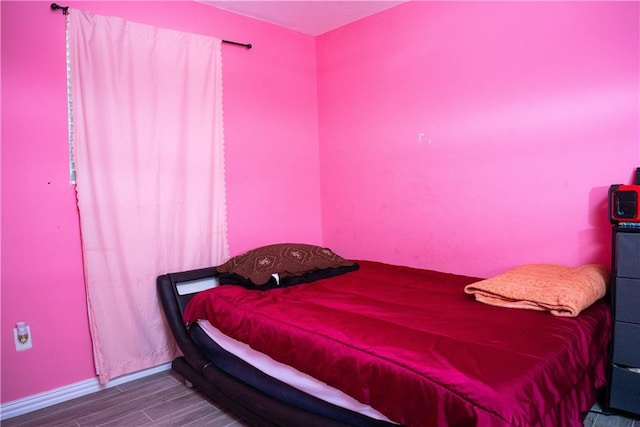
184, 260, 611, 427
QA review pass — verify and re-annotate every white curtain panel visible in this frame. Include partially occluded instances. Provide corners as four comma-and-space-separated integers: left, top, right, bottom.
67, 8, 229, 383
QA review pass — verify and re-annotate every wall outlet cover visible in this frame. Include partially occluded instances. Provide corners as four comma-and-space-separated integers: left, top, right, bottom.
13, 325, 33, 351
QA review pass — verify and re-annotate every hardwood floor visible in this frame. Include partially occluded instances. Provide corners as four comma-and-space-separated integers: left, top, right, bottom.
2, 371, 245, 427
585, 403, 640, 427
3, 370, 639, 426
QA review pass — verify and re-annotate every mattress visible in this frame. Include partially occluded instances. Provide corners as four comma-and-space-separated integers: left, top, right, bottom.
184, 260, 611, 427
197, 319, 393, 422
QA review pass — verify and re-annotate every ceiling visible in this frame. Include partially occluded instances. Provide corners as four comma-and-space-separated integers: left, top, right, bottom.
201, 1, 407, 36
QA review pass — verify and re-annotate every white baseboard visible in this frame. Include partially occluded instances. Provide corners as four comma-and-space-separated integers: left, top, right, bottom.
0, 363, 171, 421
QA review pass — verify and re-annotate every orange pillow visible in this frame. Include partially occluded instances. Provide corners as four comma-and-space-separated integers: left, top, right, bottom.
464, 264, 610, 317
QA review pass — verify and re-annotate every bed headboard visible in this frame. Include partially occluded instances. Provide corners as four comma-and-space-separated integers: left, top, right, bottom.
156, 266, 219, 371
160, 267, 220, 314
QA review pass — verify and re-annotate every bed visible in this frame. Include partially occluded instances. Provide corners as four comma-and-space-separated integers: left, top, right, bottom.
157, 244, 612, 427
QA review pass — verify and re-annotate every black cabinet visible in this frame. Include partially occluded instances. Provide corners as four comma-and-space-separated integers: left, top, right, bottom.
608, 226, 640, 415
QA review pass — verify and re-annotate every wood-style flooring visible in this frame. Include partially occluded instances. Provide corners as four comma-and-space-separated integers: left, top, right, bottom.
3, 370, 639, 426
1, 371, 243, 427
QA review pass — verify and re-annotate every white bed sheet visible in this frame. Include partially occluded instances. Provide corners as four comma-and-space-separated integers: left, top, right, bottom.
197, 319, 394, 423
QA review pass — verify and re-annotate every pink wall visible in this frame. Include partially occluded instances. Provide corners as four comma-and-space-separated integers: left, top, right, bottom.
2, 0, 639, 408
317, 1, 640, 277
1, 1, 321, 403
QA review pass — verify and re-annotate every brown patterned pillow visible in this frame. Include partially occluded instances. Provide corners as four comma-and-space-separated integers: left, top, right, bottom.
216, 243, 358, 289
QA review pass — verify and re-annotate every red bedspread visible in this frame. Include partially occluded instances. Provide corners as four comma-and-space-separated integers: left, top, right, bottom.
184, 260, 611, 427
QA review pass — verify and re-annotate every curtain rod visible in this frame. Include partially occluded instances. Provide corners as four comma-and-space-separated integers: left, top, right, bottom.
50, 3, 252, 49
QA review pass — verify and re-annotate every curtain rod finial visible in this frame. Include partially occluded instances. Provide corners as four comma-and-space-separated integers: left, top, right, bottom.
51, 3, 69, 15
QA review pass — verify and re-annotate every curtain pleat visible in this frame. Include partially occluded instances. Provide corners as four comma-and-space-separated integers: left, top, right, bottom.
68, 9, 229, 383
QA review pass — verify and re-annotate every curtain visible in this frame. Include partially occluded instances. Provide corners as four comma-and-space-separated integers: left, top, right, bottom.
67, 9, 229, 384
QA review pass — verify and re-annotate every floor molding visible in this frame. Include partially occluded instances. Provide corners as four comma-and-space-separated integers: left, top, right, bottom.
0, 363, 171, 420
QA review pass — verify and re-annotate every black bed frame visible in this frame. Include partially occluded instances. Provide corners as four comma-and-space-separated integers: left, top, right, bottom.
157, 267, 396, 427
